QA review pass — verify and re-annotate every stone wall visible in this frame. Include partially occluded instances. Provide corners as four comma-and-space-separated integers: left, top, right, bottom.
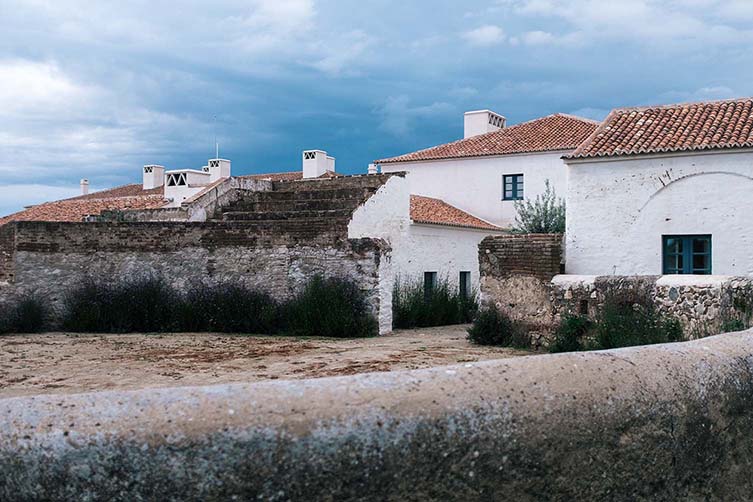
3, 330, 753, 500
2, 220, 393, 333
552, 275, 753, 338
0, 224, 14, 284
478, 234, 562, 329
96, 177, 274, 222
479, 234, 753, 343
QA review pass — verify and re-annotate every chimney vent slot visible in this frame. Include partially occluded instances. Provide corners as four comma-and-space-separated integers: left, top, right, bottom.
166, 173, 187, 187
304, 151, 316, 160
144, 166, 153, 174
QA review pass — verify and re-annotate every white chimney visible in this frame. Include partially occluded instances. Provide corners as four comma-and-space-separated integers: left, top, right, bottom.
463, 110, 506, 138
368, 163, 378, 175
80, 179, 89, 195
207, 158, 231, 182
303, 150, 336, 179
143, 165, 165, 190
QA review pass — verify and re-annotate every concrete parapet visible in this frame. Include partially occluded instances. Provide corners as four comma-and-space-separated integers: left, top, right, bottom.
2, 331, 753, 500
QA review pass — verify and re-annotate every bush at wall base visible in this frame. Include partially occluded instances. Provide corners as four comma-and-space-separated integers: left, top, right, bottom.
0, 294, 49, 335
466, 306, 529, 348
548, 299, 683, 353
393, 275, 477, 329
285, 276, 378, 338
59, 274, 377, 338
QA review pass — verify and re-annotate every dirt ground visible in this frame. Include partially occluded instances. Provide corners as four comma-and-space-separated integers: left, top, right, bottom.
0, 325, 530, 398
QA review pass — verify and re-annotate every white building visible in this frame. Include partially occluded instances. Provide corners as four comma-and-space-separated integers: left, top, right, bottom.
564, 97, 753, 277
370, 109, 597, 290
376, 110, 598, 229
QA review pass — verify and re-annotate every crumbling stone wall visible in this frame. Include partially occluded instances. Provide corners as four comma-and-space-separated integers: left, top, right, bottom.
479, 234, 753, 343
97, 177, 274, 222
0, 224, 14, 284
552, 275, 753, 338
478, 234, 562, 330
2, 220, 392, 333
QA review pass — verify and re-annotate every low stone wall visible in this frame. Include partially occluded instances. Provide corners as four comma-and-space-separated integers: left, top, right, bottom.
2, 331, 753, 500
479, 234, 753, 343
1, 220, 393, 333
552, 275, 753, 338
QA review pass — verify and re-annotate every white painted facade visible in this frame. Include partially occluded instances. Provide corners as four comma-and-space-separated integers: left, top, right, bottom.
163, 169, 212, 207
565, 149, 753, 277
348, 175, 501, 292
379, 150, 569, 229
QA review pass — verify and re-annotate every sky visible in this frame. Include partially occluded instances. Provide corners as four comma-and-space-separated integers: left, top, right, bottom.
1, 0, 753, 216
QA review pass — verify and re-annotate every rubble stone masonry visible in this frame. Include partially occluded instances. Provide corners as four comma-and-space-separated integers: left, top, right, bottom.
479, 234, 753, 345
1, 220, 392, 333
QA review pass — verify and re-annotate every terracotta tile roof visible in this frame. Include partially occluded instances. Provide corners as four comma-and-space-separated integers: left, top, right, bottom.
567, 97, 753, 159
410, 195, 501, 231
376, 114, 599, 164
0, 183, 167, 226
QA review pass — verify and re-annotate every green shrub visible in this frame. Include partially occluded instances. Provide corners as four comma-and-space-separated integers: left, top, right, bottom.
549, 314, 592, 353
62, 276, 178, 333
512, 179, 565, 233
177, 283, 281, 334
467, 306, 528, 348
286, 275, 377, 338
590, 299, 682, 350
393, 275, 477, 329
0, 293, 49, 334
720, 318, 747, 333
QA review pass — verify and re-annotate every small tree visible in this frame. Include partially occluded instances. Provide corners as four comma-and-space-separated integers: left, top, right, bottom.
513, 179, 565, 233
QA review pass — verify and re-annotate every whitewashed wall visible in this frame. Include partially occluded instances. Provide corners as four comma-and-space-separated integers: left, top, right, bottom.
348, 175, 500, 292
566, 150, 753, 276
380, 150, 568, 229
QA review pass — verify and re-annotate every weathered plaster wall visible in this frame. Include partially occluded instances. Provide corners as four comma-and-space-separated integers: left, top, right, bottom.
380, 150, 568, 228
2, 331, 753, 500
349, 175, 500, 292
478, 234, 563, 328
2, 221, 392, 333
566, 150, 753, 276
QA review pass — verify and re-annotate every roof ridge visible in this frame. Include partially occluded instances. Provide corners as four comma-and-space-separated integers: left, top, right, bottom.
410, 194, 502, 230
376, 112, 598, 164
566, 96, 753, 160
611, 96, 753, 115
550, 112, 602, 124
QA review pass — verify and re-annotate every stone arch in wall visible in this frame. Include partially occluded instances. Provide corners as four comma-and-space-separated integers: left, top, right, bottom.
621, 171, 753, 275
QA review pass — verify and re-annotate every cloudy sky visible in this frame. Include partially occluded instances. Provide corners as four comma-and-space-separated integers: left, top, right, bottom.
1, 0, 753, 215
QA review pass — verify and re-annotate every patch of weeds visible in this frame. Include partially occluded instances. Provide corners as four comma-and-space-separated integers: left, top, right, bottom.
549, 314, 592, 353
467, 306, 528, 348
286, 275, 378, 338
393, 275, 477, 329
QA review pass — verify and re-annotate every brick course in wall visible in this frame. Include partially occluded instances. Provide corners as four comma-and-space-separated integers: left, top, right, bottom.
478, 234, 563, 283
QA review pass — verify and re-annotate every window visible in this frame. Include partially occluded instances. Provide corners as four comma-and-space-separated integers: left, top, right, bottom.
459, 271, 471, 299
503, 174, 524, 200
662, 235, 712, 275
424, 272, 437, 299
